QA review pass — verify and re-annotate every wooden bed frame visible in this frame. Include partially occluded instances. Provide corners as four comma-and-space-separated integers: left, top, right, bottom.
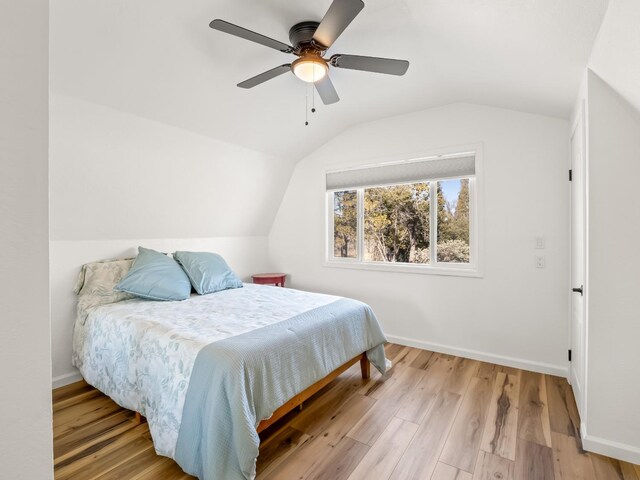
134, 353, 371, 433
257, 353, 370, 433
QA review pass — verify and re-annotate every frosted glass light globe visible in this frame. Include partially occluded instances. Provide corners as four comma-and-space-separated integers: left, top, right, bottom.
292, 56, 328, 83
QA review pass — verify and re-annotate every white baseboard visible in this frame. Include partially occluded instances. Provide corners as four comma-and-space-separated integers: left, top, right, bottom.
52, 369, 83, 389
386, 334, 569, 378
581, 422, 640, 465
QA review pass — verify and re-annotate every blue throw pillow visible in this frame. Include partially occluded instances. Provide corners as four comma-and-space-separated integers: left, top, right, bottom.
115, 247, 191, 301
173, 251, 243, 295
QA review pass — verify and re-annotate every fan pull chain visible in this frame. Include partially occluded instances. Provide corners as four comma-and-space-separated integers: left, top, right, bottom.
312, 84, 316, 113
305, 87, 309, 126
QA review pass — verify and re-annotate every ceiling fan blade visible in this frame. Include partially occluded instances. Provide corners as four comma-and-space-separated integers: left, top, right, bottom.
330, 54, 409, 75
210, 19, 293, 53
315, 75, 340, 105
312, 0, 364, 49
237, 64, 292, 89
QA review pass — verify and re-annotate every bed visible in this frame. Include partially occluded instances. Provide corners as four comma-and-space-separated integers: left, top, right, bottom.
72, 276, 389, 480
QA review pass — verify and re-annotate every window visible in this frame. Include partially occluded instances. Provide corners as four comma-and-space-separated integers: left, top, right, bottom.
436, 178, 470, 263
326, 151, 480, 275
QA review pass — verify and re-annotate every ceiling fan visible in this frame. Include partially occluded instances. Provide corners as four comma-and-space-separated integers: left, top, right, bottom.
209, 0, 409, 105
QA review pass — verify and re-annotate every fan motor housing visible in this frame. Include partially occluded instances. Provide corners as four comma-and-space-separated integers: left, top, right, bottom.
289, 21, 321, 50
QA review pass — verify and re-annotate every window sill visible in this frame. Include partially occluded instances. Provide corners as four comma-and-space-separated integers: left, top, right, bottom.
323, 260, 483, 278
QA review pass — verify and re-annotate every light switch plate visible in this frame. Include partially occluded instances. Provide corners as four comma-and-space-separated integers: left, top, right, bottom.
535, 237, 545, 249
535, 255, 545, 268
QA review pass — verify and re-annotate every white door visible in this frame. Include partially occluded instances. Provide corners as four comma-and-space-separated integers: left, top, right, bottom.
570, 106, 587, 417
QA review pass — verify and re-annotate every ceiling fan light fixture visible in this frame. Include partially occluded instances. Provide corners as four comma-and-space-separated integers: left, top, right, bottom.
292, 55, 328, 83
210, 0, 410, 105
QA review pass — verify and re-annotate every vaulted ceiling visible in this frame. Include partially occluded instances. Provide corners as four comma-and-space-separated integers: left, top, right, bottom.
51, 0, 609, 161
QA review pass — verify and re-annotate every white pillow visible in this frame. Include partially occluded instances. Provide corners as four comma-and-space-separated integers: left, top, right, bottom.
75, 258, 136, 317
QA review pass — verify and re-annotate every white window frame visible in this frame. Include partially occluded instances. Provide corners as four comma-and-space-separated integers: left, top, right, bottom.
324, 145, 483, 278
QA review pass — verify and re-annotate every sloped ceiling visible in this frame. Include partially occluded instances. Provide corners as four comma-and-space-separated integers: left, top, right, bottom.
589, 0, 640, 114
51, 0, 609, 161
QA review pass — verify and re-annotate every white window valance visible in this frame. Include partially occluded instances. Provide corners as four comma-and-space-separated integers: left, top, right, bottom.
326, 154, 475, 191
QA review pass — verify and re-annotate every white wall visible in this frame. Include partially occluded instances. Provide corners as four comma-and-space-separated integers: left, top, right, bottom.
50, 96, 290, 384
51, 96, 293, 241
567, 0, 640, 463
0, 0, 52, 478
578, 72, 640, 463
269, 103, 570, 374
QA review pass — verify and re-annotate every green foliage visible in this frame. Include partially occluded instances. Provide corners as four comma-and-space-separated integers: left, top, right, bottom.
436, 178, 470, 262
436, 239, 470, 263
333, 190, 357, 257
437, 179, 469, 243
449, 179, 470, 244
364, 183, 430, 263
413, 247, 430, 263
334, 178, 471, 264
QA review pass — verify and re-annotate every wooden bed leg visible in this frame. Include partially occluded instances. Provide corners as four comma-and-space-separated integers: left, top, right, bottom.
135, 412, 146, 424
360, 355, 370, 380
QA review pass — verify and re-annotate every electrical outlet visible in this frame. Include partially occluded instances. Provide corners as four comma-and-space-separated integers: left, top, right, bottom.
535, 255, 545, 268
535, 237, 545, 249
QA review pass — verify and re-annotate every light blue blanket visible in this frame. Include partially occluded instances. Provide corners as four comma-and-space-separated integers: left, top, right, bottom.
174, 298, 389, 480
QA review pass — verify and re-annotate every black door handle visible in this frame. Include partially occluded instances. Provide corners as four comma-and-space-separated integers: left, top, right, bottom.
572, 285, 584, 296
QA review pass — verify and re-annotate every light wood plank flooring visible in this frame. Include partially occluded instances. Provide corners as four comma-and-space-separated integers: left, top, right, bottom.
53, 344, 640, 479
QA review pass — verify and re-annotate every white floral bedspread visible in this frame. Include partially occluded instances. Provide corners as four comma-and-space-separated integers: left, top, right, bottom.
72, 284, 339, 457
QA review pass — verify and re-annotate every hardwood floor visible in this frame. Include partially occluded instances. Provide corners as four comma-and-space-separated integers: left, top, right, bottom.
53, 344, 640, 479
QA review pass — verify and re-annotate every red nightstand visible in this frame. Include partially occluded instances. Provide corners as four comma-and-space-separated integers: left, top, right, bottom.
252, 273, 286, 287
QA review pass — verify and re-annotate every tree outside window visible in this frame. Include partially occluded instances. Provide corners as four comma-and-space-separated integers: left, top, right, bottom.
332, 178, 470, 264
